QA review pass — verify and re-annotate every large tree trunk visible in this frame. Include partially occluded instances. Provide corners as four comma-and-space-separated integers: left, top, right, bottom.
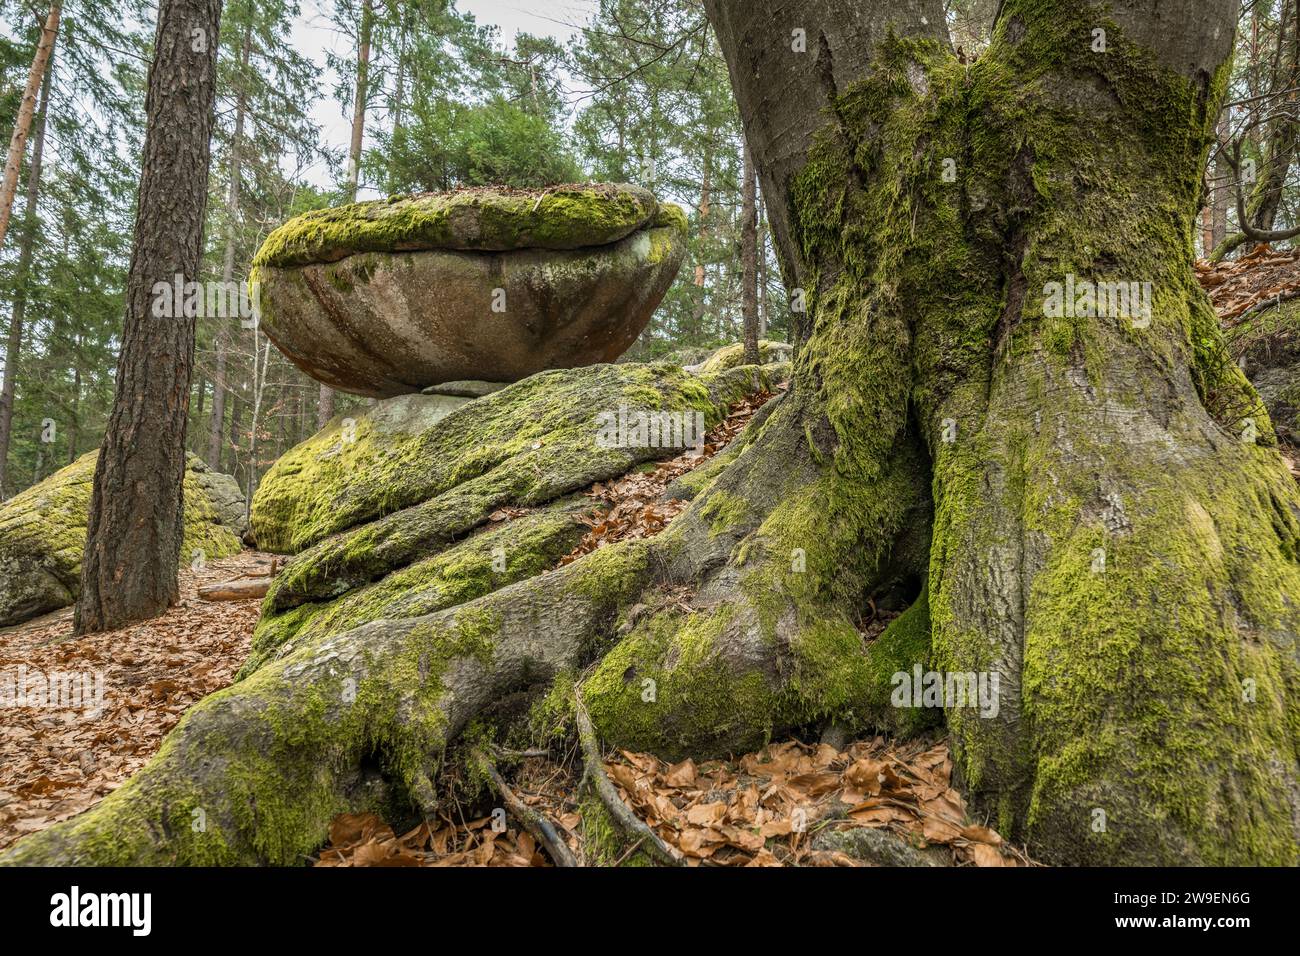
707, 0, 1299, 864
0, 1, 60, 254
7, 0, 1299, 868
0, 36, 55, 499
74, 0, 223, 634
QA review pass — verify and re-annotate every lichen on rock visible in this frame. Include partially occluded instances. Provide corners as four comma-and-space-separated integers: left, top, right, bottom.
0, 452, 245, 627
252, 183, 663, 268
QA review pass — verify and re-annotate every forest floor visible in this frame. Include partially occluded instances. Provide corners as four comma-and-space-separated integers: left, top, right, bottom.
1197, 242, 1300, 321
0, 551, 272, 849
313, 736, 1032, 867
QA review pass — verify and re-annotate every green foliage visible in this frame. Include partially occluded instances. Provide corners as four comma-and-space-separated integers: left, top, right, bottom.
0, 0, 151, 495
383, 95, 581, 191
569, 0, 792, 357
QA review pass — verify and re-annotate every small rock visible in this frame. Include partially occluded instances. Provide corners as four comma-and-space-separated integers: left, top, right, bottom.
812, 826, 950, 867
420, 380, 508, 399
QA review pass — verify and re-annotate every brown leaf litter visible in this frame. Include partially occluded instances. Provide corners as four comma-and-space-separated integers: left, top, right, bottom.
0, 551, 273, 849
562, 384, 783, 564
315, 736, 1036, 868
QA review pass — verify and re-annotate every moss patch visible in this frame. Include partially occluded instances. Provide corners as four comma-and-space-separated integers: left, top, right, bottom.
252, 183, 680, 269
0, 452, 243, 626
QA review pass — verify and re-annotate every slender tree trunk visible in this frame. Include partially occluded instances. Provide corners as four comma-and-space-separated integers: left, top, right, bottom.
692, 146, 711, 339
193, 373, 206, 448
279, 388, 289, 457
1211, 2, 1299, 261
741, 143, 760, 365
1211, 110, 1230, 249
208, 348, 227, 465
758, 195, 769, 337
0, 1, 60, 254
66, 362, 79, 465
1249, 0, 1299, 233
346, 0, 372, 200
74, 0, 223, 634
245, 332, 270, 514
208, 20, 250, 470
318, 0, 373, 430
392, 15, 407, 147
0, 37, 54, 500
316, 382, 334, 428
228, 391, 243, 479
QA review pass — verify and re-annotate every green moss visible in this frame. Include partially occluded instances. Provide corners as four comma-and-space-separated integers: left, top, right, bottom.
860, 590, 941, 737
697, 489, 749, 534
244, 502, 591, 675
644, 3, 1300, 865
698, 340, 790, 374
664, 442, 743, 501
583, 603, 778, 760
561, 538, 656, 613
252, 363, 735, 556
252, 184, 672, 269
525, 669, 577, 745
0, 451, 242, 626
253, 361, 775, 613
578, 791, 656, 866
582, 565, 933, 760
959, 414, 1300, 864
650, 202, 688, 232
1, 605, 461, 865
912, 0, 1298, 864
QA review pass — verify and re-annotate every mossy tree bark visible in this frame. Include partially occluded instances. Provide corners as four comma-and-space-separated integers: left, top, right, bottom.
7, 0, 1300, 867
702, 0, 1300, 864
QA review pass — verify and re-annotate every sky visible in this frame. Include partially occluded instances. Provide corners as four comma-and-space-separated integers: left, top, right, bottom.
289, 0, 599, 195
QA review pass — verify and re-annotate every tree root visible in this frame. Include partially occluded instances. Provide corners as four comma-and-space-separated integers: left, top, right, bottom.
575, 688, 682, 867
472, 749, 578, 868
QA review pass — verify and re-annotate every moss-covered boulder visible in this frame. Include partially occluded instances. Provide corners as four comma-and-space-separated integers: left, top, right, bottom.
692, 339, 793, 373
0, 452, 246, 627
248, 361, 789, 663
251, 184, 688, 397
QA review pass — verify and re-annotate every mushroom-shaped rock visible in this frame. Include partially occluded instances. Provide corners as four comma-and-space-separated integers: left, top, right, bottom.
251, 183, 688, 397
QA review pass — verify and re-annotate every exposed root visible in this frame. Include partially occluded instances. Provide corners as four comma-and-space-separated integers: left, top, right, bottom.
473, 749, 578, 868
575, 686, 682, 866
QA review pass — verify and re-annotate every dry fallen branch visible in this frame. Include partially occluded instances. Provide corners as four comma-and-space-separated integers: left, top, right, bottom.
473, 749, 579, 868
197, 576, 273, 602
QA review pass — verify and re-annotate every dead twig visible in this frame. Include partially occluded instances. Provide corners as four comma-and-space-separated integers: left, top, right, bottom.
473, 749, 579, 868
